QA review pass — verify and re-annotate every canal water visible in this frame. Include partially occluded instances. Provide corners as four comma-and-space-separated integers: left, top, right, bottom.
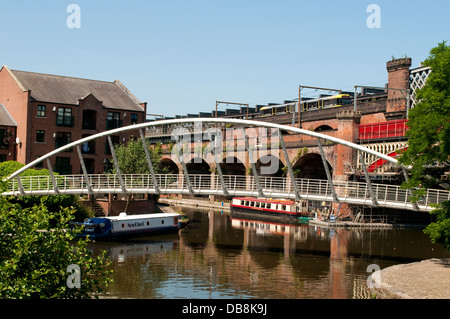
91, 206, 450, 299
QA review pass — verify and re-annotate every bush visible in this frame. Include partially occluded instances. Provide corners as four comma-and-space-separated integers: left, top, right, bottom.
0, 196, 113, 299
1, 161, 92, 221
424, 201, 450, 251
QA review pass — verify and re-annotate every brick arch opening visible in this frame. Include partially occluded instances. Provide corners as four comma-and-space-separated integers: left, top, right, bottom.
220, 156, 246, 175
161, 157, 179, 174
255, 154, 285, 177
186, 157, 210, 174
293, 153, 332, 180
314, 125, 334, 132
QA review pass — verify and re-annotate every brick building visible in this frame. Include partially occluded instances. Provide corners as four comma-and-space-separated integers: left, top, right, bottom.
0, 66, 147, 174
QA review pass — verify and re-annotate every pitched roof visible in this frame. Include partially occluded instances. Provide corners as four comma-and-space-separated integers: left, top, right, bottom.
0, 104, 17, 126
9, 68, 144, 112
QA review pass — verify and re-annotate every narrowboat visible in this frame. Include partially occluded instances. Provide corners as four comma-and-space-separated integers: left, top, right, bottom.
230, 197, 311, 223
73, 212, 181, 239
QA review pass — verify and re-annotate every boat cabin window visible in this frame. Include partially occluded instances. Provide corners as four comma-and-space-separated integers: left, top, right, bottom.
240, 200, 244, 205
282, 205, 286, 211
261, 203, 265, 208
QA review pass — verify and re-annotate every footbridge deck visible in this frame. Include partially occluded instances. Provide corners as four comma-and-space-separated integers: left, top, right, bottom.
3, 173, 448, 212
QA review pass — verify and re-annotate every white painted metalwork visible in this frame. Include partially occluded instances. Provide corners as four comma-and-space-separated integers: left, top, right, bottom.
356, 141, 408, 173
4, 118, 409, 180
3, 173, 448, 212
409, 65, 431, 109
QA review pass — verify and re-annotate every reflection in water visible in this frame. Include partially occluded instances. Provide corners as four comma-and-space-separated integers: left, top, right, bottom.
93, 207, 450, 299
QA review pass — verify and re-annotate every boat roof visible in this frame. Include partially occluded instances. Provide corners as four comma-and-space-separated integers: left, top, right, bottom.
105, 213, 179, 221
233, 197, 295, 205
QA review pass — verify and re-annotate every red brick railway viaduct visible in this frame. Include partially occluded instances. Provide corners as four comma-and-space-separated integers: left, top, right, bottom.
155, 58, 417, 218
159, 58, 412, 183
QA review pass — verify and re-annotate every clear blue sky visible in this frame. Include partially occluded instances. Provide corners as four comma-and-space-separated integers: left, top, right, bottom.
1, 0, 448, 117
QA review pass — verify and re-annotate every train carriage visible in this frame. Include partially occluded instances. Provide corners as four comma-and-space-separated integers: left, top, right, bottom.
260, 94, 352, 117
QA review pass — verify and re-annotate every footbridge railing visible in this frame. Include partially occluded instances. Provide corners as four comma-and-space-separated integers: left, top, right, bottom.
3, 173, 448, 212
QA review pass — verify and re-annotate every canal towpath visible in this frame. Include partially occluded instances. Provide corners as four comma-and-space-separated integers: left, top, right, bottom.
374, 258, 450, 299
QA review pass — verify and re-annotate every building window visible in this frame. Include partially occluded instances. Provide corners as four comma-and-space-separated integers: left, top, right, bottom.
54, 157, 72, 175
131, 113, 138, 125
36, 130, 45, 143
106, 112, 121, 130
55, 132, 72, 151
83, 158, 95, 174
82, 110, 97, 130
0, 129, 9, 149
56, 107, 74, 127
0, 154, 6, 163
37, 105, 46, 117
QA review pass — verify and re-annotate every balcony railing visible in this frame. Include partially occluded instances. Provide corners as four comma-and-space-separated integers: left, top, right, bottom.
359, 119, 408, 141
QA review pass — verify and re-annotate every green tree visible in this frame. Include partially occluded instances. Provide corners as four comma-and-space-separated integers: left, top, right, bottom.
0, 194, 113, 298
110, 138, 168, 212
399, 41, 450, 250
423, 201, 450, 250
112, 139, 168, 175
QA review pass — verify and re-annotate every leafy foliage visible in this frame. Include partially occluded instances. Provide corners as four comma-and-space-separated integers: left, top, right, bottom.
0, 195, 112, 298
111, 139, 168, 175
398, 41, 450, 251
423, 201, 450, 250
399, 41, 450, 189
0, 161, 112, 297
1, 161, 92, 222
0, 161, 52, 179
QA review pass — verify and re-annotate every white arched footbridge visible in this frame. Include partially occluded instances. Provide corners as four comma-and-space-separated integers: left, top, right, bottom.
2, 118, 449, 212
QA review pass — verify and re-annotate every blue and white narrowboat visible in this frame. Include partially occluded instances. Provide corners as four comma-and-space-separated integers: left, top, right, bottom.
75, 212, 181, 239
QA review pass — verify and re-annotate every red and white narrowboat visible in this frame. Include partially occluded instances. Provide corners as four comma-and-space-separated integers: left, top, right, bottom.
230, 197, 311, 222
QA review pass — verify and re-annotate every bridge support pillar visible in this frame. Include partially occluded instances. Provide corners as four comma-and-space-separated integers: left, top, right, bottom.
335, 110, 361, 181
332, 202, 352, 219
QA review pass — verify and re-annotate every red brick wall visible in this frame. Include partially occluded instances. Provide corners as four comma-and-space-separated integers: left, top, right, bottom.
0, 66, 31, 164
